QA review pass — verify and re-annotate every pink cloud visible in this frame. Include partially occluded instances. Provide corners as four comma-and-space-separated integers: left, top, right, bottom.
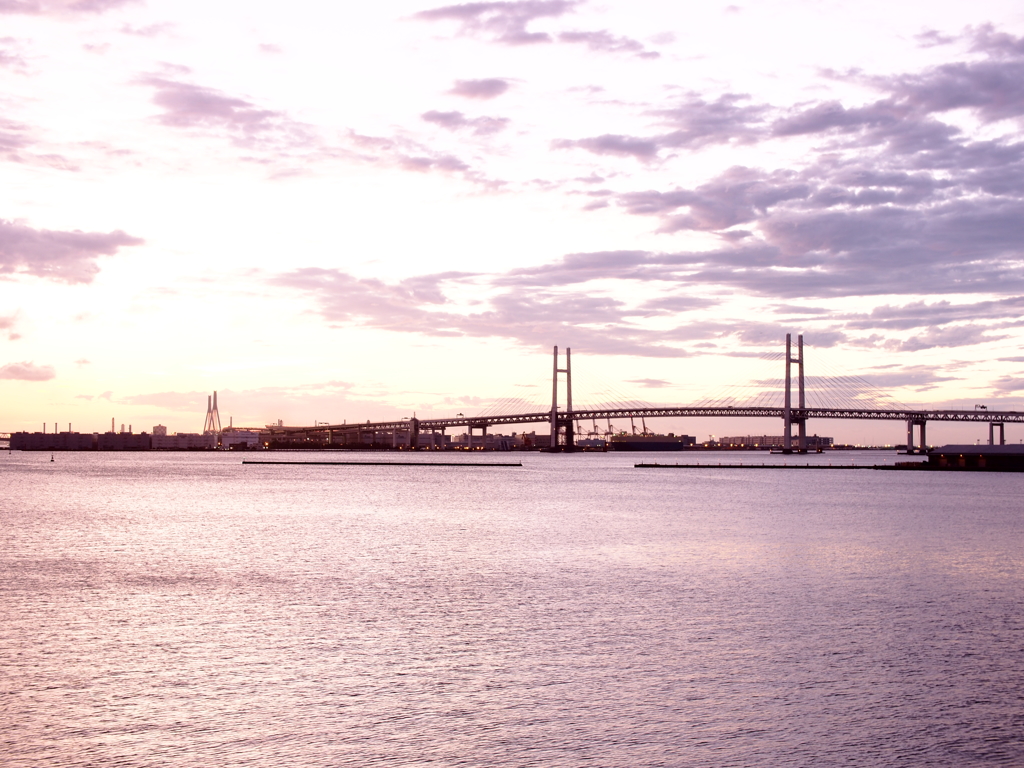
422, 109, 509, 135
0, 218, 143, 283
0, 311, 20, 340
449, 78, 511, 99
0, 361, 55, 380
119, 22, 173, 37
557, 29, 658, 58
140, 75, 281, 132
416, 2, 657, 57
0, 0, 138, 15
414, 1, 578, 45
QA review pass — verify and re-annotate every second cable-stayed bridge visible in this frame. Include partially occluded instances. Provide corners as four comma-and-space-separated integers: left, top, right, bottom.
261, 336, 1022, 453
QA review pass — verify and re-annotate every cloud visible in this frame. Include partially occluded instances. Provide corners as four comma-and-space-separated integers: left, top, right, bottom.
0, 218, 143, 283
422, 109, 509, 135
914, 29, 957, 48
893, 324, 1008, 352
119, 390, 209, 411
626, 378, 672, 388
991, 376, 1024, 394
448, 77, 511, 99
840, 298, 1024, 331
557, 29, 658, 58
270, 267, 700, 357
0, 120, 27, 153
140, 75, 282, 133
0, 0, 137, 15
74, 358, 90, 365
346, 129, 499, 187
555, 95, 769, 160
0, 39, 26, 70
837, 366, 959, 391
120, 22, 173, 37
0, 312, 18, 340
0, 361, 55, 380
553, 134, 660, 160
135, 74, 324, 161
415, 2, 657, 57
414, 1, 578, 45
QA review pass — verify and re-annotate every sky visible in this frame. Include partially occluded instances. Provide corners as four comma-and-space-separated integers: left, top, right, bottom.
2, 0, 1024, 444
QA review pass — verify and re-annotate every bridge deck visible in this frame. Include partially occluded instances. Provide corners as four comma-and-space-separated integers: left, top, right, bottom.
268, 406, 1024, 436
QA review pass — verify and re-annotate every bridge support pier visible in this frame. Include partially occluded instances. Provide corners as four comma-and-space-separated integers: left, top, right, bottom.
906, 419, 927, 454
783, 333, 807, 453
989, 421, 1005, 445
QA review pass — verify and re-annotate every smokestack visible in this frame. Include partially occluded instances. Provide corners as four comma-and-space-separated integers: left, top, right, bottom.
112, 417, 115, 433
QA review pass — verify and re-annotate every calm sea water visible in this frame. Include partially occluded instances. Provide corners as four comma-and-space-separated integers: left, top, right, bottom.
2, 450, 1022, 767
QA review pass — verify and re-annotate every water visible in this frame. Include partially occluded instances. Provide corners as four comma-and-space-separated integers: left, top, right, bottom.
2, 450, 1022, 767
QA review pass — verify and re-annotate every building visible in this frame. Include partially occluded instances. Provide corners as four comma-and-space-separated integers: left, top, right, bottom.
97, 432, 152, 451
220, 430, 262, 450
926, 444, 1024, 471
609, 434, 697, 451
151, 433, 218, 450
718, 435, 834, 449
10, 432, 97, 451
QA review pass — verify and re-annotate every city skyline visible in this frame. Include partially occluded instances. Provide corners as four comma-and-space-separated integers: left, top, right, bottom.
3, 0, 1024, 444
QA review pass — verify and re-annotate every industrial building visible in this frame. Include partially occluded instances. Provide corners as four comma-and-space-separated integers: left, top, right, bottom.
718, 435, 834, 449
609, 434, 697, 451
926, 444, 1024, 471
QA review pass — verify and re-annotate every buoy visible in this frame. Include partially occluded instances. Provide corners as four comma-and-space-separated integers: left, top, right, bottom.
50, 454, 54, 462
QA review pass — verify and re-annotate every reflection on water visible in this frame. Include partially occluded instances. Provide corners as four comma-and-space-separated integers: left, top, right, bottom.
2, 451, 1023, 767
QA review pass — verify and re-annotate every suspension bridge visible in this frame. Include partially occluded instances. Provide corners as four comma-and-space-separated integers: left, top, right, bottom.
262, 335, 1022, 453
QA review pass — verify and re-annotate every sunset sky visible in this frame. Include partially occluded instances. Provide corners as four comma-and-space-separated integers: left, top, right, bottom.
3, 0, 1024, 443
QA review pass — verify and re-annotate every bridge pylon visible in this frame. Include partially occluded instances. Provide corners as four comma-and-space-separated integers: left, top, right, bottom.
783, 334, 807, 453
203, 391, 222, 435
549, 346, 575, 451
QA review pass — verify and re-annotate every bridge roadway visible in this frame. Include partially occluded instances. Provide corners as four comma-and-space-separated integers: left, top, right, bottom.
271, 406, 1024, 437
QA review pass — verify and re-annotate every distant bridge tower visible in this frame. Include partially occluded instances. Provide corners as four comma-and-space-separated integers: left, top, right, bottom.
550, 346, 575, 450
203, 391, 222, 434
783, 334, 807, 453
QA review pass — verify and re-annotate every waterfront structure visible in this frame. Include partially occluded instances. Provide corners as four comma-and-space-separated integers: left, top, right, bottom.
609, 434, 697, 451
927, 445, 1024, 471
98, 432, 151, 451
220, 430, 261, 450
265, 340, 1021, 453
10, 338, 1023, 452
10, 431, 96, 451
719, 435, 834, 449
151, 433, 217, 450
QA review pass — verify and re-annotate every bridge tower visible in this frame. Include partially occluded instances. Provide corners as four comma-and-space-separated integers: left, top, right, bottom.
550, 346, 575, 451
783, 334, 806, 453
203, 391, 222, 435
